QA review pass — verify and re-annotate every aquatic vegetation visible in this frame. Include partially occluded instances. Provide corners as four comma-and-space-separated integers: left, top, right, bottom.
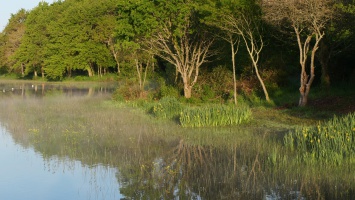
152, 97, 183, 120
179, 105, 252, 127
284, 112, 355, 165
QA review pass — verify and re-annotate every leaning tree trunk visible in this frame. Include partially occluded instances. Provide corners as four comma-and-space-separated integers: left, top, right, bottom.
87, 67, 93, 77
253, 62, 270, 102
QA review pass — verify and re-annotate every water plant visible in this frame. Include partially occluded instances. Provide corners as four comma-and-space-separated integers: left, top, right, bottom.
179, 105, 252, 127
284, 112, 355, 165
152, 97, 183, 120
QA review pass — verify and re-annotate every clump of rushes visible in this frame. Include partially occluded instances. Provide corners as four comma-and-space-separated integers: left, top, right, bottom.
179, 105, 252, 127
152, 97, 183, 119
284, 112, 355, 165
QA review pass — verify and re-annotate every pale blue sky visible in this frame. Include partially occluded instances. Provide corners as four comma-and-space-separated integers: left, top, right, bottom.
0, 0, 52, 31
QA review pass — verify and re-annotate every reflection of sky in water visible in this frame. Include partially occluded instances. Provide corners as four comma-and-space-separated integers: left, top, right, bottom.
0, 126, 123, 200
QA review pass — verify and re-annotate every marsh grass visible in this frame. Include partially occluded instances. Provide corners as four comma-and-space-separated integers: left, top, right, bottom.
179, 104, 252, 127
117, 96, 253, 128
284, 112, 355, 165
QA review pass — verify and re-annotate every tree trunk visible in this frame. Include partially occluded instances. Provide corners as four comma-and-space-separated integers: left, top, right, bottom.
230, 35, 240, 106
67, 67, 72, 77
299, 84, 310, 107
295, 28, 320, 107
184, 85, 192, 99
299, 93, 308, 107
298, 32, 320, 107
87, 67, 93, 77
41, 66, 44, 80
253, 62, 270, 102
299, 65, 309, 107
298, 62, 314, 107
135, 58, 151, 98
108, 37, 121, 74
135, 59, 143, 96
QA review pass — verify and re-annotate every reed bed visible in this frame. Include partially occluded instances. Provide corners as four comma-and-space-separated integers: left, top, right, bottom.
284, 112, 355, 165
152, 97, 183, 119
179, 105, 252, 128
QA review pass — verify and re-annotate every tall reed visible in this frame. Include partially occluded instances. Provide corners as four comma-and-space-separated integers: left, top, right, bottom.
284, 112, 355, 165
152, 97, 183, 120
179, 105, 252, 127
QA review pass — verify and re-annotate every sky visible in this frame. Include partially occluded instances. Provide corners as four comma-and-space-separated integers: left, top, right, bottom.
0, 0, 52, 32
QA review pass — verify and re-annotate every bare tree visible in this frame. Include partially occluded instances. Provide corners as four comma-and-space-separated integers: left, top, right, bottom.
220, 12, 271, 102
146, 15, 214, 99
207, 28, 240, 105
107, 37, 121, 74
228, 34, 241, 106
135, 53, 155, 98
262, 0, 334, 106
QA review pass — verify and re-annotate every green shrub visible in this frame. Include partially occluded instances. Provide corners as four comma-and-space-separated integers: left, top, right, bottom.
179, 105, 252, 127
74, 76, 90, 81
112, 90, 125, 102
152, 97, 183, 120
284, 112, 355, 165
201, 85, 215, 102
113, 80, 141, 100
159, 84, 180, 98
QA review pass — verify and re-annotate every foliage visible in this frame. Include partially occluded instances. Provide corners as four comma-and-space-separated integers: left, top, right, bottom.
284, 112, 355, 165
144, 0, 215, 98
0, 9, 27, 74
179, 104, 252, 127
0, 0, 354, 104
159, 83, 180, 99
195, 66, 233, 102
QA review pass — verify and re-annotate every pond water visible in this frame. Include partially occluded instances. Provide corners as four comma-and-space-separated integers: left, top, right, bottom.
0, 81, 354, 199
0, 127, 122, 200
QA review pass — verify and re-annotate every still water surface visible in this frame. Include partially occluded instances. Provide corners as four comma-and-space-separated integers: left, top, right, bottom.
0, 126, 122, 200
0, 82, 122, 200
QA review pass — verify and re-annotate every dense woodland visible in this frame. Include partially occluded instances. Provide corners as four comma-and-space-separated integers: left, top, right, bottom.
0, 0, 354, 106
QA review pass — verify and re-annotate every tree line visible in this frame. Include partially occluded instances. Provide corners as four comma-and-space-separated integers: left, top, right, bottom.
0, 0, 354, 106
